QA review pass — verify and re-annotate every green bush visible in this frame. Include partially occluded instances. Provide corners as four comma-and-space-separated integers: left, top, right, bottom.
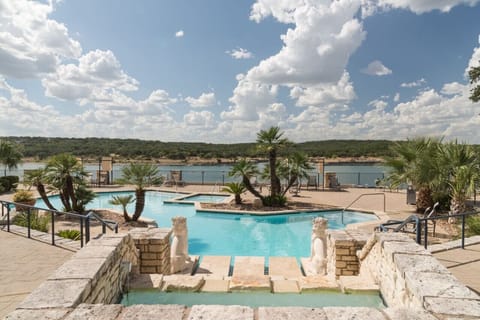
12, 210, 50, 233
57, 229, 81, 241
0, 176, 16, 192
263, 195, 287, 207
465, 215, 480, 236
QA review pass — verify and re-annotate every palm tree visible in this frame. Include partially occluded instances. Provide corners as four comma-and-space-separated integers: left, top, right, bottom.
439, 142, 480, 218
45, 154, 91, 212
222, 182, 246, 204
279, 152, 312, 196
384, 137, 442, 212
228, 159, 263, 202
256, 126, 290, 199
23, 168, 57, 210
0, 140, 23, 176
118, 163, 162, 221
109, 194, 135, 222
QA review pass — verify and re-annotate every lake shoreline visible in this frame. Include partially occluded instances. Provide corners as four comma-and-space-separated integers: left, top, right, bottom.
22, 156, 384, 166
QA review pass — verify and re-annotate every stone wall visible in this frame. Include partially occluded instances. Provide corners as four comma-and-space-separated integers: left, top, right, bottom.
358, 232, 480, 319
130, 227, 172, 274
7, 234, 139, 319
326, 230, 369, 278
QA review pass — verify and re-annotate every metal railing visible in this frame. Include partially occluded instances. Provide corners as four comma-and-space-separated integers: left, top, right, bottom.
378, 210, 479, 249
343, 193, 386, 212
0, 200, 118, 248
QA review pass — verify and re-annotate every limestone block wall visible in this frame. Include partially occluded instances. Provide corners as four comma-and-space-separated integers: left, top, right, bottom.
11, 233, 139, 317
358, 232, 480, 319
326, 230, 369, 278
130, 227, 172, 274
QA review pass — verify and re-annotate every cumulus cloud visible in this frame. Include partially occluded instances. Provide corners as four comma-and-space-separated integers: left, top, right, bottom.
175, 30, 184, 37
400, 78, 427, 88
393, 93, 400, 102
42, 49, 139, 106
376, 0, 480, 14
226, 48, 253, 59
185, 92, 217, 108
0, 0, 82, 78
361, 60, 392, 76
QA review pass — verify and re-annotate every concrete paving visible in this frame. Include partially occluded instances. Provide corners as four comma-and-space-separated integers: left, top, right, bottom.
0, 230, 73, 319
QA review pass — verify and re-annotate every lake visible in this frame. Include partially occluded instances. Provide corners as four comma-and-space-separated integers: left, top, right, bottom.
6, 162, 387, 187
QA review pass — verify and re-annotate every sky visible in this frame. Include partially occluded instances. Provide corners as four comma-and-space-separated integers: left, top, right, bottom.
1, 0, 480, 144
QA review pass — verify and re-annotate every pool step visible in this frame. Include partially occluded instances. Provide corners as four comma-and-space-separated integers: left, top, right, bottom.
268, 257, 303, 279
196, 256, 231, 278
230, 256, 271, 291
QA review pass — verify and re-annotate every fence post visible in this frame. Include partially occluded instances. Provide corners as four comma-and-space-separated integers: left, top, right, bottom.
357, 173, 361, 185
416, 220, 422, 245
423, 220, 428, 249
202, 171, 205, 185
461, 215, 466, 249
222, 173, 225, 185
51, 211, 55, 246
6, 205, 10, 232
80, 219, 84, 248
27, 208, 31, 239
85, 216, 90, 244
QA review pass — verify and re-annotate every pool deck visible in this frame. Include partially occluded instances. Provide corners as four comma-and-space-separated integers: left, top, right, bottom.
1, 185, 480, 318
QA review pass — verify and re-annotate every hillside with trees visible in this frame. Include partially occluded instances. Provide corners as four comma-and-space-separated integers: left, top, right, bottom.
1, 136, 410, 161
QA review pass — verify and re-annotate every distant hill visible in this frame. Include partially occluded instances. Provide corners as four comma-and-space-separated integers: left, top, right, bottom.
2, 136, 398, 161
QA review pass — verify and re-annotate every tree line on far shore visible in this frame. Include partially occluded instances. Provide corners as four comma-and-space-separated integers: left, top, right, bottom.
0, 136, 399, 161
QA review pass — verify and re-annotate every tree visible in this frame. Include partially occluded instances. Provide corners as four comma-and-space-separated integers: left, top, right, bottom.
256, 126, 290, 199
228, 159, 263, 202
468, 62, 480, 102
45, 154, 93, 213
278, 152, 313, 196
118, 163, 163, 221
384, 138, 442, 212
0, 140, 23, 176
438, 142, 479, 217
109, 194, 135, 222
222, 182, 246, 204
24, 168, 57, 211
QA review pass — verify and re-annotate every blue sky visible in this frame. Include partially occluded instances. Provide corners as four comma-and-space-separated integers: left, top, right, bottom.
1, 0, 480, 143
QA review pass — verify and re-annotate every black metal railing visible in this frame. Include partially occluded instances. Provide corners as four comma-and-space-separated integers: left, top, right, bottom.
378, 210, 479, 249
0, 200, 118, 248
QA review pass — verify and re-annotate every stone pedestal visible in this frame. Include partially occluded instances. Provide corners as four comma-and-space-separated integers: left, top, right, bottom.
130, 227, 172, 274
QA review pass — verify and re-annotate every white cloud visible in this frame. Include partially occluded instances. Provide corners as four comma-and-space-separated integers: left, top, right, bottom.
247, 0, 366, 87
400, 78, 427, 88
175, 30, 184, 37
361, 60, 392, 76
290, 71, 356, 107
183, 110, 216, 128
226, 48, 253, 59
377, 0, 480, 14
221, 74, 278, 121
0, 0, 82, 78
466, 43, 480, 76
185, 92, 217, 108
393, 92, 400, 102
42, 49, 139, 107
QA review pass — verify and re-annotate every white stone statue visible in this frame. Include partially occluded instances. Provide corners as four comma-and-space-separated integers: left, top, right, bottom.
170, 216, 192, 274
306, 217, 328, 275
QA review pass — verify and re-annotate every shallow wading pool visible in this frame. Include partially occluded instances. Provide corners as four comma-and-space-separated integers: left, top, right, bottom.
121, 291, 385, 308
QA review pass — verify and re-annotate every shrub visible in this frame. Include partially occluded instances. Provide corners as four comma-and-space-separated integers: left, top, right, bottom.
465, 215, 480, 236
12, 210, 49, 233
263, 195, 287, 207
0, 176, 19, 192
13, 189, 36, 211
57, 229, 81, 241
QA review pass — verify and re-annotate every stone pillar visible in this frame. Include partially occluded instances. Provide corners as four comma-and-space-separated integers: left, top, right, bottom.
130, 227, 172, 274
327, 230, 369, 278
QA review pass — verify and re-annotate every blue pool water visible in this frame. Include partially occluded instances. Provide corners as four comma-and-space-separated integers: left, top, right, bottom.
37, 191, 377, 257
174, 194, 229, 203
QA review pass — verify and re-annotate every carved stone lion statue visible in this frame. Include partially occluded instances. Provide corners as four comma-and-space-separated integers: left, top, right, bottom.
307, 217, 328, 275
170, 216, 191, 274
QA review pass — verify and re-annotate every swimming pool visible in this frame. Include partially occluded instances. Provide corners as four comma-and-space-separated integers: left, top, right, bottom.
37, 191, 377, 257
